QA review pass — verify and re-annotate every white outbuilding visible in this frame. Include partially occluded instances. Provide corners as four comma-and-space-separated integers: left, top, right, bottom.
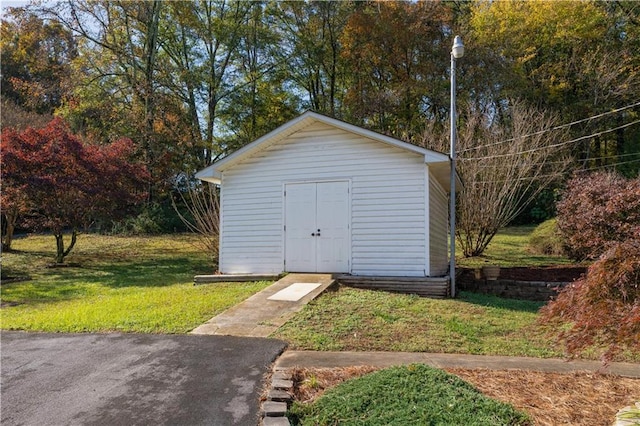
196, 111, 455, 281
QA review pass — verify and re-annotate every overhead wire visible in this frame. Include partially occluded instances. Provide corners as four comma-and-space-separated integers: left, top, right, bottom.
471, 151, 640, 168
461, 119, 640, 161
458, 100, 640, 154
469, 158, 640, 184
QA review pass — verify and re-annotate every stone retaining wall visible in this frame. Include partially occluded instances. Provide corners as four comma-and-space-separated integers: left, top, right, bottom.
458, 272, 569, 301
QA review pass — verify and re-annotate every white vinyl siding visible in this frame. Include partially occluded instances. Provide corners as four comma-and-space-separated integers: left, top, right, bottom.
428, 173, 449, 276
219, 121, 428, 276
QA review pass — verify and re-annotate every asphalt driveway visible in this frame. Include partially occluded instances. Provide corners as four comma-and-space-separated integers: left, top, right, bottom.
1, 332, 287, 426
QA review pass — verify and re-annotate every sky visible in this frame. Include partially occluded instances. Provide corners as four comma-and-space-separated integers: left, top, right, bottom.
1, 0, 31, 17
1, 0, 30, 7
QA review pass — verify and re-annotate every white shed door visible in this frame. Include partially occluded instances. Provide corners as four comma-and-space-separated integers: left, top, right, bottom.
285, 181, 349, 273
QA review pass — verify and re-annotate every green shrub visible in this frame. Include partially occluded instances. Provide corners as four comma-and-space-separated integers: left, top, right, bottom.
288, 364, 531, 426
528, 218, 564, 256
110, 204, 164, 235
109, 199, 192, 235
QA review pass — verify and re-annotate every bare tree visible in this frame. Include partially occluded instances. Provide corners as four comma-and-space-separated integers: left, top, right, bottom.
172, 181, 220, 266
423, 101, 572, 257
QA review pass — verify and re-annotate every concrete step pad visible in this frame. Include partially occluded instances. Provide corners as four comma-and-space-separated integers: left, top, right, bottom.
190, 274, 336, 337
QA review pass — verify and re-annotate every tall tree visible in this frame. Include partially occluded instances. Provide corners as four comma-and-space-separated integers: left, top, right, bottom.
53, 0, 261, 170
163, 0, 256, 163
48, 1, 165, 199
340, 1, 451, 140
218, 1, 300, 151
0, 7, 76, 120
273, 1, 354, 117
469, 0, 640, 171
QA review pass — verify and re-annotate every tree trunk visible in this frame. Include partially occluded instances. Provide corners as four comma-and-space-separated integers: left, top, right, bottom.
1, 210, 18, 252
54, 229, 77, 264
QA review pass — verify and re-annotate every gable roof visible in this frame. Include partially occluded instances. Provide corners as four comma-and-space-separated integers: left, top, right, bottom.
196, 111, 457, 188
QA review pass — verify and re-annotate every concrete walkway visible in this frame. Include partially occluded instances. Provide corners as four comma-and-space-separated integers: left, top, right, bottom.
274, 350, 640, 378
191, 274, 335, 337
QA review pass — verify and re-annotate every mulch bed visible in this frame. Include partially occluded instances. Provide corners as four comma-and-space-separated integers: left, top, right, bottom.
447, 368, 639, 426
288, 366, 639, 426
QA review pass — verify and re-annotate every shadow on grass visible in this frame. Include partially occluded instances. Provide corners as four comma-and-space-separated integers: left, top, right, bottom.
0, 233, 218, 309
0, 257, 213, 307
457, 291, 545, 313
81, 257, 210, 288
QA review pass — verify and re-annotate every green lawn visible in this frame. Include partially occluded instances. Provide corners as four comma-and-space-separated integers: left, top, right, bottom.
457, 225, 574, 268
289, 364, 530, 426
273, 287, 563, 358
0, 233, 270, 333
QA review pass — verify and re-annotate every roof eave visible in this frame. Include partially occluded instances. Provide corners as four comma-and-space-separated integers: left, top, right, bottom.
194, 165, 221, 184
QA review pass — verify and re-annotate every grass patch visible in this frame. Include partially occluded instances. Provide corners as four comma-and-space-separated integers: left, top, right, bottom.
1, 233, 270, 333
457, 225, 574, 268
288, 364, 531, 426
527, 219, 565, 256
272, 287, 561, 358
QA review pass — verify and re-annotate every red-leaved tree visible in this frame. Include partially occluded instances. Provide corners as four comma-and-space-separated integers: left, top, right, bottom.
1, 118, 148, 263
541, 170, 640, 363
540, 240, 640, 362
556, 171, 640, 261
0, 137, 30, 251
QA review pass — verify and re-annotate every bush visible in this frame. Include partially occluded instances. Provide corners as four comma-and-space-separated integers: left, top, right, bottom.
110, 204, 164, 235
288, 364, 531, 426
539, 239, 640, 362
528, 218, 564, 256
556, 171, 640, 261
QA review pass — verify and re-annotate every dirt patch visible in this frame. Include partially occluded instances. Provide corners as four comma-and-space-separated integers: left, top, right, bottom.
0, 301, 23, 308
289, 366, 378, 404
46, 262, 81, 268
288, 367, 639, 426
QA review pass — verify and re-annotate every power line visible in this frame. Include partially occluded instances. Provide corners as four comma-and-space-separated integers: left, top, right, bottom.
459, 100, 640, 154
472, 151, 640, 168
462, 119, 640, 161
587, 158, 640, 169
469, 158, 640, 184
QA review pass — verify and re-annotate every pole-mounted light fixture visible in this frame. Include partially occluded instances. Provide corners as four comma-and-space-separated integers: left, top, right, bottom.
449, 35, 464, 298
452, 35, 465, 59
